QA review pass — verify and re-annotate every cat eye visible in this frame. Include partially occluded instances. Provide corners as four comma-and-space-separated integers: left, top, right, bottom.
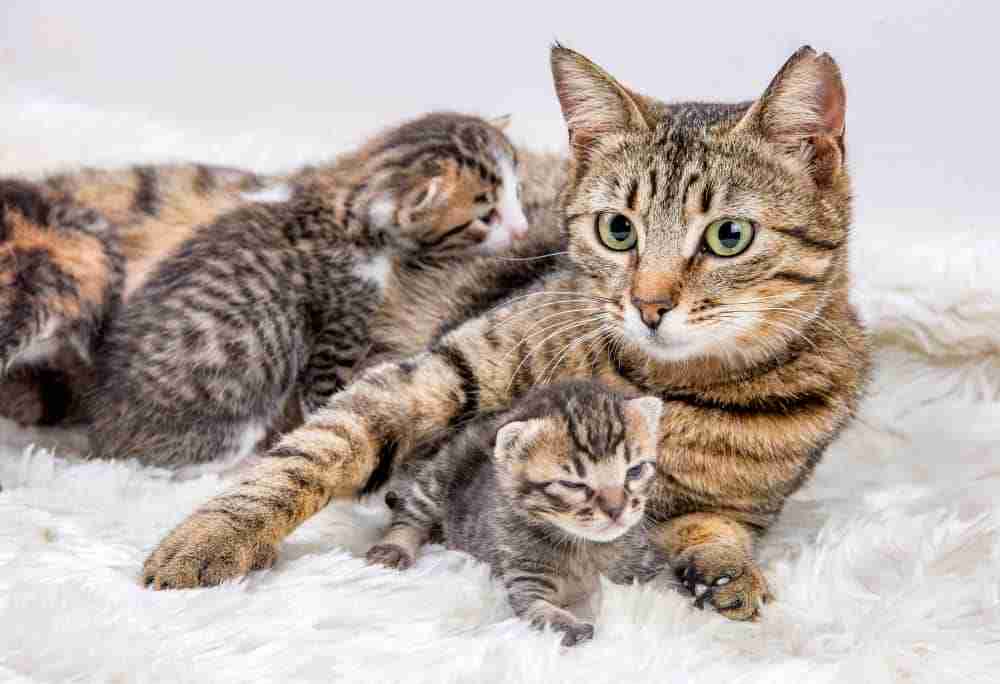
596, 213, 637, 251
479, 208, 498, 224
474, 193, 489, 204
703, 218, 755, 257
559, 480, 590, 493
625, 464, 645, 481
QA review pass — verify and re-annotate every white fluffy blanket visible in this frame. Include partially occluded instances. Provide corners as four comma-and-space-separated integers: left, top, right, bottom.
2, 96, 999, 683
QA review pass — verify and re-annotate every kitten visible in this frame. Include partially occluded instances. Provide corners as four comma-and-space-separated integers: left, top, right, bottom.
84, 112, 530, 466
143, 45, 870, 625
367, 382, 666, 646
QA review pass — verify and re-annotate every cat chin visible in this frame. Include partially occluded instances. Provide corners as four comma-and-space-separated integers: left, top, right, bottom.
559, 519, 638, 543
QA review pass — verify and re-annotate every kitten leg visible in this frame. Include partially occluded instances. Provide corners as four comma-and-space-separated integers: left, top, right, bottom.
650, 513, 773, 621
505, 574, 594, 647
365, 522, 429, 570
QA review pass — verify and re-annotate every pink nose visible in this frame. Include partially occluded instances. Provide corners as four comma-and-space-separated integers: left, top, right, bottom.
511, 221, 529, 240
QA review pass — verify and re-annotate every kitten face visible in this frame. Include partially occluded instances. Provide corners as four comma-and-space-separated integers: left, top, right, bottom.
495, 393, 663, 543
364, 113, 529, 256
552, 47, 850, 369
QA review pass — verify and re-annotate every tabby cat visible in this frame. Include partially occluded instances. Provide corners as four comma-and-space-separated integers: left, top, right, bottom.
143, 45, 870, 622
81, 112, 530, 467
368, 382, 666, 646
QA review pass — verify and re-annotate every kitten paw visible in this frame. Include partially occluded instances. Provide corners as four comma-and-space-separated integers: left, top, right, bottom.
556, 621, 595, 647
365, 543, 414, 570
142, 513, 278, 589
675, 543, 773, 621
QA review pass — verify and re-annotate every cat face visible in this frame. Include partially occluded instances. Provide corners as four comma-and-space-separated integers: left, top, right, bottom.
552, 46, 850, 369
362, 112, 529, 256
494, 391, 663, 543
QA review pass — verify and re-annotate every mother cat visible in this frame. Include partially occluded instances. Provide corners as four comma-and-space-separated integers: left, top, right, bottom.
144, 45, 869, 621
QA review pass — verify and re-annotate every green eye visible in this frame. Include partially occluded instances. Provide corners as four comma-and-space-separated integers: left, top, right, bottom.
704, 218, 755, 257
596, 213, 637, 251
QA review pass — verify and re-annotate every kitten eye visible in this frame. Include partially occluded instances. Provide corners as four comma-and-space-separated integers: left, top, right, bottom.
479, 208, 498, 224
559, 480, 590, 492
703, 218, 755, 257
596, 213, 637, 251
625, 464, 645, 481
474, 193, 489, 204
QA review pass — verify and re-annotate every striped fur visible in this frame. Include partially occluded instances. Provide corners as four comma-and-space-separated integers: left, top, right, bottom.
366, 382, 665, 647
83, 113, 528, 466
143, 47, 869, 623
0, 180, 123, 423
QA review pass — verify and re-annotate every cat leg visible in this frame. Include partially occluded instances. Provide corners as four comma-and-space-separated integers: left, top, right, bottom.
365, 522, 429, 570
505, 574, 594, 647
650, 512, 773, 621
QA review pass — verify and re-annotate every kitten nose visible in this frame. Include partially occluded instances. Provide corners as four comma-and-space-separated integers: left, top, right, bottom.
596, 489, 626, 521
631, 296, 674, 331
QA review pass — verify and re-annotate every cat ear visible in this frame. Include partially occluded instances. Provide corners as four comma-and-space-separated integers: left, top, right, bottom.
489, 114, 512, 131
409, 177, 441, 212
494, 419, 545, 463
550, 44, 656, 160
624, 396, 664, 442
736, 46, 846, 183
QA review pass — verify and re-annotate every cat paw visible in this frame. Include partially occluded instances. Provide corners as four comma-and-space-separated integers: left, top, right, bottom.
556, 621, 595, 647
365, 543, 414, 570
142, 513, 278, 590
675, 543, 773, 621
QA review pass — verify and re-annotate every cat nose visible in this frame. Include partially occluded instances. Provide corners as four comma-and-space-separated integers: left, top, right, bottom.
631, 296, 675, 331
596, 489, 626, 521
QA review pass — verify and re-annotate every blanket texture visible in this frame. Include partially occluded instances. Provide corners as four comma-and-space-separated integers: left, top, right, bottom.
1, 94, 999, 683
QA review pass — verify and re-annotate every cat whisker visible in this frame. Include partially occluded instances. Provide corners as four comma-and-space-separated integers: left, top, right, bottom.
487, 251, 569, 262
505, 316, 608, 394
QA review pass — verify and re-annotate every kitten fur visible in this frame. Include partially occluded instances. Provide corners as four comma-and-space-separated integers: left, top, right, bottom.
0, 163, 264, 424
367, 382, 667, 647
0, 180, 123, 424
84, 112, 529, 466
144, 45, 870, 624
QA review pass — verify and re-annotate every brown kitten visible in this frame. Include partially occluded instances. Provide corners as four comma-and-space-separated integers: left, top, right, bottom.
85, 112, 529, 467
142, 45, 869, 626
367, 382, 666, 647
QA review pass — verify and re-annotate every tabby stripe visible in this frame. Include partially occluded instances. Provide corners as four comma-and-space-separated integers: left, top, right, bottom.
662, 389, 831, 417
420, 221, 471, 249
132, 166, 160, 216
506, 575, 558, 594
431, 343, 480, 428
773, 226, 841, 251
361, 441, 398, 495
193, 165, 216, 195
771, 271, 823, 285
648, 168, 658, 205
626, 179, 639, 211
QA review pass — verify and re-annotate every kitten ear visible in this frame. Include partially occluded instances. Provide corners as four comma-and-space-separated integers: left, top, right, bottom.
550, 44, 656, 160
624, 396, 664, 443
489, 114, 513, 131
410, 177, 441, 212
494, 419, 545, 463
736, 46, 846, 183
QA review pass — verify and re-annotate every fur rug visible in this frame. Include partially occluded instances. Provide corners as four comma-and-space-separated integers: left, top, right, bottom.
2, 95, 999, 683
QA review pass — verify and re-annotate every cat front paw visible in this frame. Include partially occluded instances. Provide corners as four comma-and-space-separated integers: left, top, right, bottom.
142, 512, 278, 589
365, 543, 414, 570
675, 543, 772, 621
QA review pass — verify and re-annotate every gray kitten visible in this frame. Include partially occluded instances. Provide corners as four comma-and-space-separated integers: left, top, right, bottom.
367, 382, 667, 647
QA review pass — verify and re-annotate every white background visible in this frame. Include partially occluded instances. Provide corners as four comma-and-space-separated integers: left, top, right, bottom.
2, 1, 996, 231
